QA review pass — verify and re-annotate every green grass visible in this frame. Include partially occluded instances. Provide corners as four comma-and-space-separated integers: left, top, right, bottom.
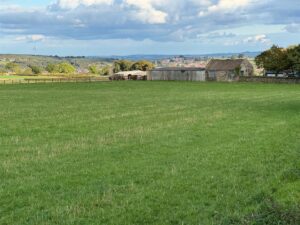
0, 82, 299, 225
0, 74, 102, 80
0, 75, 60, 80
0, 75, 39, 80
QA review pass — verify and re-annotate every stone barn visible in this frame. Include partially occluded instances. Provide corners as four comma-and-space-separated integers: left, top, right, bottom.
149, 67, 206, 81
206, 59, 254, 81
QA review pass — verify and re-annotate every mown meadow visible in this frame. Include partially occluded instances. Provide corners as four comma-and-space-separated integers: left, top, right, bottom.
0, 82, 299, 224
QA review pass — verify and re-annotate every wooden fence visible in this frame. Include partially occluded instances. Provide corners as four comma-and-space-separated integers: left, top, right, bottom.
0, 77, 110, 85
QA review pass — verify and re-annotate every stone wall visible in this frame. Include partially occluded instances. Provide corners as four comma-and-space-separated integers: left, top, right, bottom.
237, 76, 300, 84
149, 70, 206, 81
206, 71, 236, 82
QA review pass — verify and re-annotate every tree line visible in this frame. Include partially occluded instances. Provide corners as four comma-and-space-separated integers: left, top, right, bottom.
112, 60, 154, 73
1, 59, 155, 76
87, 60, 154, 75
2, 62, 77, 75
255, 45, 300, 76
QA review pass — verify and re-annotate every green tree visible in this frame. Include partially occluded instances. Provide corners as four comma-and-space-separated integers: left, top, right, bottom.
5, 62, 20, 73
113, 60, 132, 73
88, 65, 98, 74
100, 65, 111, 76
113, 63, 121, 73
28, 65, 42, 74
287, 45, 300, 73
255, 45, 290, 76
45, 63, 57, 73
57, 62, 76, 74
131, 60, 154, 71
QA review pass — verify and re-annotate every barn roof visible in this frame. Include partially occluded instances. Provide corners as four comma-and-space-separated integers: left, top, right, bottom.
152, 67, 205, 72
206, 59, 246, 71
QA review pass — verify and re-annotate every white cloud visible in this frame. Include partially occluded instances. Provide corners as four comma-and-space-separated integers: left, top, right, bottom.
124, 0, 168, 24
0, 0, 298, 45
57, 0, 114, 9
15, 35, 46, 42
199, 0, 256, 16
243, 34, 271, 45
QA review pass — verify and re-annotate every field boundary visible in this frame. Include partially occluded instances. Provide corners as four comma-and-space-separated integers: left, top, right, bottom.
0, 77, 110, 85
237, 76, 300, 84
1, 76, 299, 85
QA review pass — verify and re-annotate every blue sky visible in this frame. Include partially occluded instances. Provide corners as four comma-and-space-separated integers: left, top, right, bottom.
0, 0, 300, 56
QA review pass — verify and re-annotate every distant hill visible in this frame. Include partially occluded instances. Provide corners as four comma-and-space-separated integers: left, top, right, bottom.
89, 52, 261, 61
0, 54, 113, 70
0, 52, 260, 72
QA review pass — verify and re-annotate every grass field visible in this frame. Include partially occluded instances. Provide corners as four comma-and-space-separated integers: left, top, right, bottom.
0, 75, 68, 82
0, 82, 299, 225
0, 74, 100, 80
0, 75, 55, 80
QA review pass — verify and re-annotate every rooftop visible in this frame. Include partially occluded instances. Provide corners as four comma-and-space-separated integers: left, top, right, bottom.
206, 59, 247, 71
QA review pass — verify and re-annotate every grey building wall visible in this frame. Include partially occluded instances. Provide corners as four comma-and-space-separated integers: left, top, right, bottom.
206, 70, 236, 81
149, 69, 206, 81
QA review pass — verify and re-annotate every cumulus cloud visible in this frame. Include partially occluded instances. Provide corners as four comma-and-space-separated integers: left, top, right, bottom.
55, 0, 114, 9
15, 34, 46, 42
243, 34, 271, 45
124, 0, 168, 24
0, 0, 299, 44
199, 0, 257, 16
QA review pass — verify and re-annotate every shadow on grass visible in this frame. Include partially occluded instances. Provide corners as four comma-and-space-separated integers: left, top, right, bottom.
219, 196, 300, 225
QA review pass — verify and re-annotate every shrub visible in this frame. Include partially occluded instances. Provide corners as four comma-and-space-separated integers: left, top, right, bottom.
57, 62, 76, 74
28, 65, 42, 74
45, 63, 57, 73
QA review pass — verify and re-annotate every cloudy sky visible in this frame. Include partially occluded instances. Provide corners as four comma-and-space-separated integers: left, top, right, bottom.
0, 0, 299, 55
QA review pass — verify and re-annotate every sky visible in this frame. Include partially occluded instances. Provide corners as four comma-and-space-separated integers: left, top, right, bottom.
0, 0, 300, 56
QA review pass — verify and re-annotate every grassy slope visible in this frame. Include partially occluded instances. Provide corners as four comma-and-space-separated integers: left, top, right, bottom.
0, 82, 299, 225
0, 55, 112, 70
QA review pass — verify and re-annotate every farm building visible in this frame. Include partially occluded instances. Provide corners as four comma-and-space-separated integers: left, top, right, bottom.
110, 70, 148, 80
206, 59, 254, 81
149, 67, 206, 81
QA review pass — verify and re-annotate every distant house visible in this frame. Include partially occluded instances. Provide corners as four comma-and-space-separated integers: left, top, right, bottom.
149, 67, 206, 81
111, 70, 148, 80
206, 59, 254, 81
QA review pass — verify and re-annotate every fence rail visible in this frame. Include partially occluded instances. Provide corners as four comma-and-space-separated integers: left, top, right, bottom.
0, 77, 110, 85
